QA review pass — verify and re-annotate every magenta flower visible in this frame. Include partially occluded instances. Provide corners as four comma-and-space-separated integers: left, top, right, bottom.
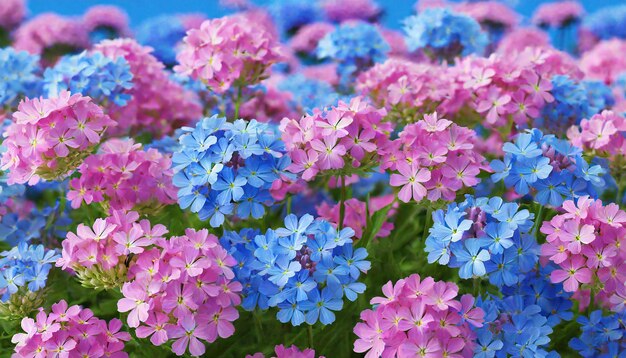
136, 312, 170, 346
550, 256, 592, 292
168, 315, 210, 356
310, 134, 346, 170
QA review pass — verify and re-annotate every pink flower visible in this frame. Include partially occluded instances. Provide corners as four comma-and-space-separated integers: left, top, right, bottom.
113, 223, 150, 255
475, 87, 511, 125
310, 135, 346, 170
400, 334, 440, 358
561, 220, 595, 254
390, 162, 431, 203
353, 310, 386, 358
550, 256, 592, 292
205, 305, 238, 342
117, 282, 151, 328
288, 149, 320, 181
136, 312, 170, 346
398, 301, 433, 332
168, 315, 210, 356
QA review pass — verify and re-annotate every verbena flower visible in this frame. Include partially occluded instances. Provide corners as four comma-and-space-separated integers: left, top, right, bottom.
43, 51, 133, 106
172, 116, 287, 227
426, 195, 537, 285
317, 22, 389, 87
0, 91, 115, 185
353, 275, 483, 357
403, 8, 488, 60
12, 300, 131, 357
220, 214, 370, 326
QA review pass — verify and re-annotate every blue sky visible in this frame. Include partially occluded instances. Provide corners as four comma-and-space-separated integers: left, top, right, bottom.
27, 0, 622, 29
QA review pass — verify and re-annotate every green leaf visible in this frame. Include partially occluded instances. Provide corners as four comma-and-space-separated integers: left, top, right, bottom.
357, 202, 394, 249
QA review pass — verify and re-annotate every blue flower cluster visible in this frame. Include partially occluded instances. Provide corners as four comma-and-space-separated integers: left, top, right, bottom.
172, 116, 291, 227
0, 243, 59, 301
269, 0, 322, 35
43, 51, 133, 106
537, 75, 594, 133
403, 8, 488, 59
473, 266, 571, 358
220, 214, 370, 326
584, 5, 626, 40
136, 16, 187, 67
491, 129, 605, 206
317, 22, 390, 87
425, 195, 539, 286
583, 80, 616, 114
570, 310, 626, 357
0, 48, 41, 108
278, 74, 343, 113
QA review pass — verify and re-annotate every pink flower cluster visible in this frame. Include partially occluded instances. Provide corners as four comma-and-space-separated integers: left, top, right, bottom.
317, 194, 397, 239
322, 0, 381, 23
240, 82, 299, 123
579, 39, 626, 85
290, 22, 335, 54
496, 27, 551, 54
175, 14, 283, 93
353, 274, 483, 358
57, 211, 166, 274
95, 39, 202, 137
82, 5, 130, 36
119, 228, 240, 356
0, 0, 26, 30
356, 59, 459, 120
540, 197, 626, 311
247, 345, 323, 358
12, 300, 131, 358
281, 97, 391, 181
67, 139, 177, 212
13, 13, 89, 57
568, 110, 626, 155
1, 91, 114, 185
532, 0, 584, 27
384, 112, 488, 203
454, 1, 519, 30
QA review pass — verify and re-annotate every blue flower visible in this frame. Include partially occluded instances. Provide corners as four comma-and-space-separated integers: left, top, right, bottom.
429, 209, 472, 243
403, 8, 487, 59
135, 15, 186, 66
301, 288, 344, 325
213, 168, 247, 202
451, 239, 491, 279
276, 297, 306, 326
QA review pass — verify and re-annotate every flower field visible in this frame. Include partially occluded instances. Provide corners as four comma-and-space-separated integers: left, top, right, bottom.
0, 0, 626, 357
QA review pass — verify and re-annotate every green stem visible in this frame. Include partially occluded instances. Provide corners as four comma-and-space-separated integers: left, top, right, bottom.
615, 171, 624, 205
253, 310, 263, 344
339, 175, 346, 230
286, 195, 292, 215
307, 325, 314, 350
422, 206, 432, 240
233, 86, 243, 119
532, 204, 545, 238
473, 278, 482, 297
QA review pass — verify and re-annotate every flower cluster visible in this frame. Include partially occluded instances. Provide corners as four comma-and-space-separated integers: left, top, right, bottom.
584, 4, 626, 41
353, 274, 484, 357
0, 47, 40, 109
317, 22, 389, 86
67, 139, 177, 212
119, 227, 240, 356
568, 110, 626, 159
95, 38, 202, 137
532, 0, 584, 28
289, 22, 334, 55
403, 8, 488, 60
356, 59, 457, 122
569, 310, 626, 357
537, 75, 595, 133
541, 197, 626, 308
13, 13, 89, 60
579, 39, 626, 85
1, 91, 114, 185
322, 0, 380, 23
269, 0, 322, 35
135, 15, 187, 67
56, 211, 160, 289
426, 195, 538, 285
175, 14, 283, 93
491, 130, 605, 206
0, 0, 26, 32
43, 51, 134, 106
83, 5, 130, 42
317, 194, 396, 240
385, 112, 487, 203
220, 214, 370, 326
0, 243, 59, 320
281, 97, 390, 181
12, 300, 131, 357
172, 116, 287, 227
278, 74, 342, 113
